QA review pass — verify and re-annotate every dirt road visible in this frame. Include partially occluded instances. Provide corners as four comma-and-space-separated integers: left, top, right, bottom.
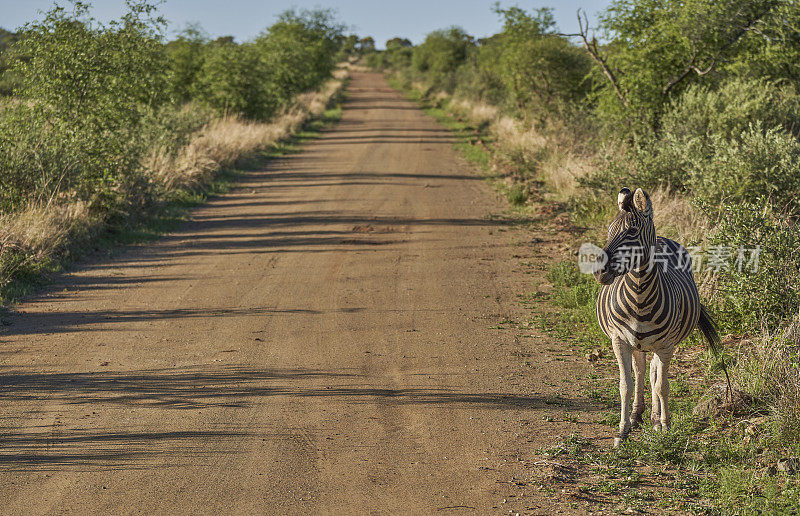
0, 72, 603, 514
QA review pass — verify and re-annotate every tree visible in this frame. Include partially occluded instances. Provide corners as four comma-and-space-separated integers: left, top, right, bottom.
255, 8, 345, 105
487, 5, 592, 118
165, 24, 207, 103
358, 36, 375, 52
583, 0, 783, 133
412, 27, 474, 91
385, 37, 412, 50
383, 37, 413, 69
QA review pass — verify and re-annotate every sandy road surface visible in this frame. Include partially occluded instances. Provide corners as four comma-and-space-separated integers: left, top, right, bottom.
0, 72, 603, 514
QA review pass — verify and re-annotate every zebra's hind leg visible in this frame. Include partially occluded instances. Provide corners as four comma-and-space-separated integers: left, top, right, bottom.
612, 337, 633, 447
651, 351, 673, 431
630, 349, 646, 430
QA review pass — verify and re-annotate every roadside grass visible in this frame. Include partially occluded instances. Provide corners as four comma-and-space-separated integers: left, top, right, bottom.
542, 256, 800, 514
389, 78, 494, 173
385, 75, 800, 514
0, 97, 345, 307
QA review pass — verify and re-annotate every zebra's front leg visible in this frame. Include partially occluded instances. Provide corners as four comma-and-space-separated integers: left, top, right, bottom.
652, 350, 673, 431
649, 354, 660, 430
630, 349, 646, 429
612, 337, 633, 447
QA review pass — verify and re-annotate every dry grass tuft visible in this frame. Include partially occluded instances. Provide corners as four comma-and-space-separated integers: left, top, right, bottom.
650, 186, 710, 245
489, 114, 592, 199
491, 116, 548, 151
148, 74, 346, 191
0, 203, 87, 257
444, 95, 596, 200
0, 202, 92, 287
731, 317, 800, 442
450, 98, 498, 126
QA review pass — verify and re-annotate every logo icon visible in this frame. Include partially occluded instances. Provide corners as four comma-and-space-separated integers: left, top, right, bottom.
578, 243, 607, 274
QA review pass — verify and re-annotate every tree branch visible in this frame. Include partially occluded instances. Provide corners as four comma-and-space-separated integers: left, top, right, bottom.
576, 10, 629, 108
661, 5, 773, 97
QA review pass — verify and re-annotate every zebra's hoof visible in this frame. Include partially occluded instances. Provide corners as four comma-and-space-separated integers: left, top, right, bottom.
613, 436, 623, 448
630, 416, 643, 430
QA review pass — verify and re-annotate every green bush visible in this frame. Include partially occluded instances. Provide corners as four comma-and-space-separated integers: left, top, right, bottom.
164, 24, 207, 104
256, 8, 344, 106
691, 126, 800, 209
411, 27, 474, 92
0, 27, 20, 96
190, 8, 343, 121
485, 6, 592, 120
195, 39, 275, 119
588, 79, 800, 210
3, 1, 166, 210
506, 184, 528, 205
709, 201, 800, 330
661, 79, 800, 143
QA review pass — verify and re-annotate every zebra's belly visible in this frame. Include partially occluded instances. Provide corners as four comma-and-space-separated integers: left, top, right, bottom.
609, 318, 685, 352
596, 280, 699, 351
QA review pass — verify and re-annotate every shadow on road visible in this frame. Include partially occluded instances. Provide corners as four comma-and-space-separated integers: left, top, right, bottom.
0, 365, 598, 470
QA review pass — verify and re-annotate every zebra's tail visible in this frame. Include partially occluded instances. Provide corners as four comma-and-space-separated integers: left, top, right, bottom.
698, 304, 721, 354
698, 304, 732, 400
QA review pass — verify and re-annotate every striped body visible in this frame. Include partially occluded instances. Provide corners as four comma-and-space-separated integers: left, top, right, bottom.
596, 237, 700, 353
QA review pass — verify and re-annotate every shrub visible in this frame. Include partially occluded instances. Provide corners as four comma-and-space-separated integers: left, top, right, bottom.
506, 184, 528, 205
709, 201, 800, 331
591, 79, 800, 210
487, 6, 592, 120
256, 8, 344, 106
195, 39, 276, 120
691, 126, 800, 209
661, 78, 800, 142
3, 1, 167, 210
164, 24, 207, 104
411, 27, 474, 92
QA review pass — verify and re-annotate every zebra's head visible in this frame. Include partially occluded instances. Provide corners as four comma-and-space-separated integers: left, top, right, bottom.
593, 187, 655, 285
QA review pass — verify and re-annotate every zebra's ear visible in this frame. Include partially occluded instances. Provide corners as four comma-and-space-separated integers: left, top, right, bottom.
633, 188, 652, 217
618, 187, 633, 212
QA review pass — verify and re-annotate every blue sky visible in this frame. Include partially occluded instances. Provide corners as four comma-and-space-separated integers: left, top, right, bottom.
1, 0, 611, 47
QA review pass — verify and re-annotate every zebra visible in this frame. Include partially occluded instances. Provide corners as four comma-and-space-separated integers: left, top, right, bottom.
592, 187, 724, 447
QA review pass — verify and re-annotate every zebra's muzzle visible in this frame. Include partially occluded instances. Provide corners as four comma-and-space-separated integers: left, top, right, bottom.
593, 266, 618, 285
